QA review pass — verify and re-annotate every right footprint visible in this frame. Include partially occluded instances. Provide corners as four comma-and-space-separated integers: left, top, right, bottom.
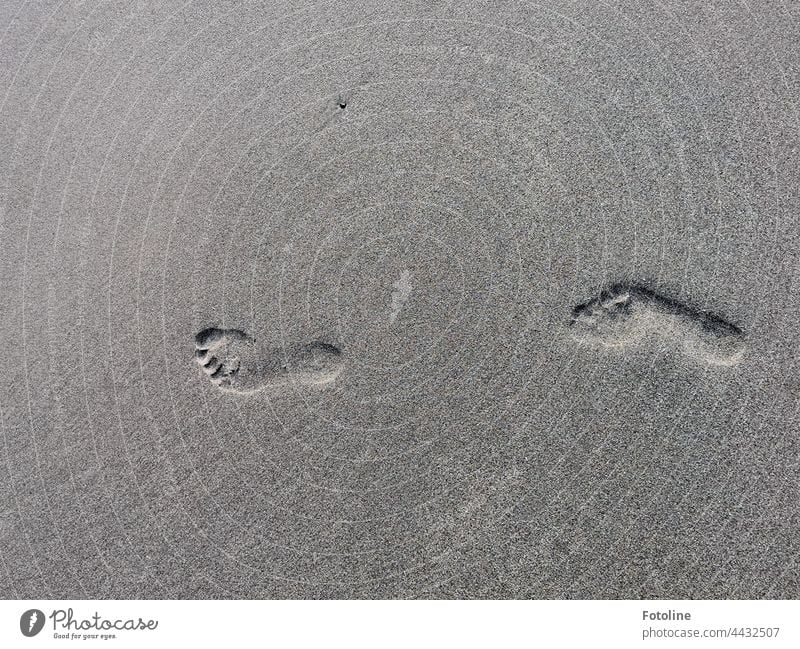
569, 284, 746, 367
194, 327, 344, 394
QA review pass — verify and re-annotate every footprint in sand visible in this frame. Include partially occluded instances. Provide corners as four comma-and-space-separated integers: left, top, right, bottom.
194, 327, 344, 393
569, 284, 746, 367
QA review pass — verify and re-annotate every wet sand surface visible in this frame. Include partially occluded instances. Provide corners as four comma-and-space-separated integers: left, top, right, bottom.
0, 0, 798, 598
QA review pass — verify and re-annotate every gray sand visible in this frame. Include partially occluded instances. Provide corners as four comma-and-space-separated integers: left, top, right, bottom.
0, 0, 798, 599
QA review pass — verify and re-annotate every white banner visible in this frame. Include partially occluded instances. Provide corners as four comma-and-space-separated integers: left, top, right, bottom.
0, 600, 797, 648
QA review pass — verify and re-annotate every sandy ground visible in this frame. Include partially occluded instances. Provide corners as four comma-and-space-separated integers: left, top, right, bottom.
0, 0, 798, 599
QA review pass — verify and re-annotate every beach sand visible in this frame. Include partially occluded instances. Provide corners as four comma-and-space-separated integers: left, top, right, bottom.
0, 0, 798, 598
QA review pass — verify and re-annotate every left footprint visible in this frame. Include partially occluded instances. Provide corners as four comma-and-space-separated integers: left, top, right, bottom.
568, 284, 746, 367
194, 327, 344, 394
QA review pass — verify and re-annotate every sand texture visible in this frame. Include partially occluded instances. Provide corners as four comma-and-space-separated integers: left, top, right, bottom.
0, 0, 798, 599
